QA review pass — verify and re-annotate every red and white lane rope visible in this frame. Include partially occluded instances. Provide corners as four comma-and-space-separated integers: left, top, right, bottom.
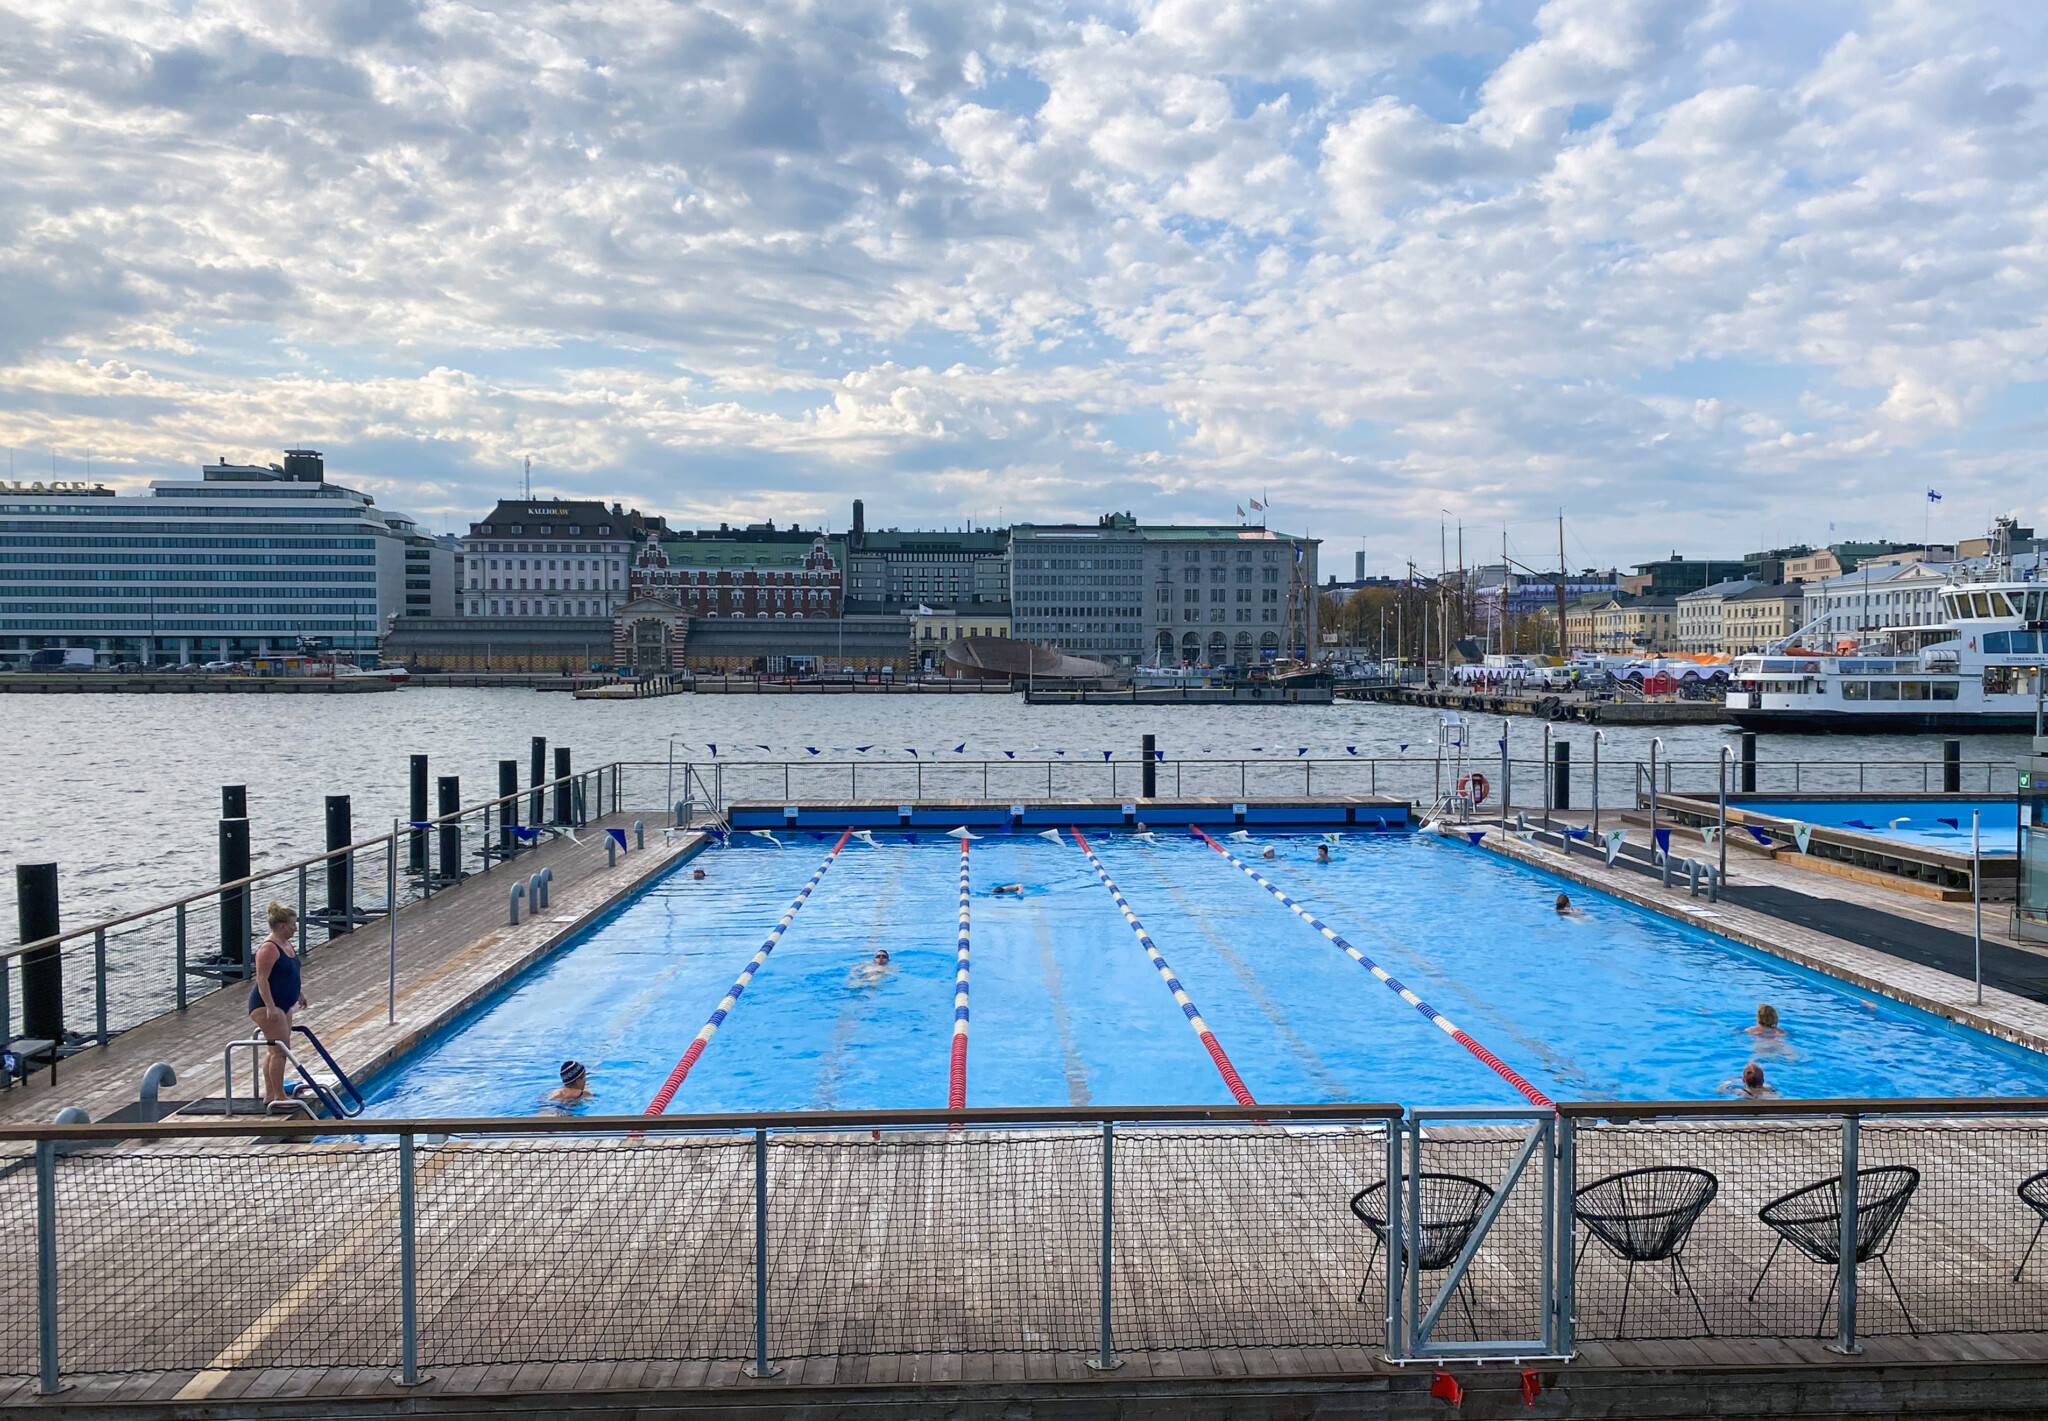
948, 839, 972, 1108
643, 830, 853, 1115
1190, 827, 1554, 1111
1068, 827, 1257, 1106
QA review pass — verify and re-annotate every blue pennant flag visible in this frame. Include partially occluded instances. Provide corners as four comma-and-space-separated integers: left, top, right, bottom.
1747, 826, 1774, 845
904, 833, 920, 844
1102, 750, 1113, 761
1567, 827, 1588, 840
756, 744, 771, 752
1465, 831, 1485, 846
1399, 744, 1409, 753
905, 748, 919, 757
954, 744, 966, 754
855, 745, 873, 753
407, 820, 436, 829
512, 825, 539, 842
805, 747, 820, 755
707, 743, 717, 756
1653, 828, 1671, 861
1296, 748, 1308, 757
1153, 749, 1165, 761
1004, 750, 1016, 759
607, 828, 628, 849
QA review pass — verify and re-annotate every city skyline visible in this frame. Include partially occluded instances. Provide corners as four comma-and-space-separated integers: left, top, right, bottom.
1, 2, 2042, 574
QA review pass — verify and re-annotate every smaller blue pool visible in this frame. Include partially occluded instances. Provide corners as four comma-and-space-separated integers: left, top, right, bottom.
1733, 798, 2016, 853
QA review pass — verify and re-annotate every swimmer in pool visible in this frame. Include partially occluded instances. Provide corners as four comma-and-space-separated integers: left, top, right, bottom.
1260, 847, 1277, 860
692, 868, 706, 880
1739, 1062, 1778, 1099
544, 1059, 595, 1107
1555, 893, 1572, 914
1744, 1004, 1785, 1039
993, 884, 1023, 896
1316, 844, 1332, 863
848, 949, 892, 988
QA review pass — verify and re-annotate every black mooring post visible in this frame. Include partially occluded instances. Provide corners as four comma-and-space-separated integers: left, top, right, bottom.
409, 755, 429, 873
219, 816, 251, 968
1142, 734, 1157, 799
1741, 732, 1758, 794
530, 737, 547, 828
222, 784, 247, 819
1553, 741, 1572, 812
1944, 739, 1962, 794
16, 863, 62, 1043
324, 795, 353, 938
500, 759, 520, 859
554, 747, 571, 825
437, 776, 461, 884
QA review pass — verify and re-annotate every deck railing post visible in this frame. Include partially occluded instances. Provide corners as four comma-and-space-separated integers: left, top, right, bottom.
93, 929, 107, 1046
1090, 1120, 1122, 1370
1384, 1115, 1403, 1356
396, 1132, 424, 1385
1556, 1115, 1576, 1356
174, 905, 187, 1011
35, 1138, 62, 1394
743, 1127, 781, 1378
1833, 1114, 1861, 1355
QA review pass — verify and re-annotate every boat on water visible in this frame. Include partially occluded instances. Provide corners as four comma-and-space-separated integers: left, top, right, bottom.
1727, 578, 2046, 733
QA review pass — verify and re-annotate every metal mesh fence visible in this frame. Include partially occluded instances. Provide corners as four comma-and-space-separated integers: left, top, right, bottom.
48, 1143, 399, 1375
1858, 1119, 2048, 1337
1112, 1124, 1389, 1352
0, 1147, 37, 1376
416, 1135, 754, 1367
1571, 1119, 1843, 1342
1407, 1125, 1551, 1347
768, 1128, 1099, 1359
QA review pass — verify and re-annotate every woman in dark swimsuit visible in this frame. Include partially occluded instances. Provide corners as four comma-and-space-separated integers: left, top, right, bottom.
249, 901, 308, 1107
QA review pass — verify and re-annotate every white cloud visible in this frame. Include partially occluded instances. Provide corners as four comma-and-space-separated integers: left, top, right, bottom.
2, 0, 2046, 561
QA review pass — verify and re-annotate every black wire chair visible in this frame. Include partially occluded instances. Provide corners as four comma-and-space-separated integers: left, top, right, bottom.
1574, 1165, 1719, 1337
1350, 1173, 1495, 1333
1749, 1166, 1919, 1336
2015, 1171, 2048, 1282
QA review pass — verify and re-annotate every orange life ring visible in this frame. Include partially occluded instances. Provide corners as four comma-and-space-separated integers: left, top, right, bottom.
1458, 772, 1490, 805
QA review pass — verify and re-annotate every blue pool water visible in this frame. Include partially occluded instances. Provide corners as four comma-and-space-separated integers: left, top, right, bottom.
1733, 798, 2017, 852
355, 830, 2048, 1119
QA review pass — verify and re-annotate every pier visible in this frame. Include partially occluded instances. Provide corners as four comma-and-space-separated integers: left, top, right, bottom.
1346, 683, 1731, 724
0, 673, 395, 694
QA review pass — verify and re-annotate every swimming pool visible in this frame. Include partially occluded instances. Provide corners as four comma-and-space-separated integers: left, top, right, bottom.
1732, 798, 2017, 852
355, 828, 2048, 1119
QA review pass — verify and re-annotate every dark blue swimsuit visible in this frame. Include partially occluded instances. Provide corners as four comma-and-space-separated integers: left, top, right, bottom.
250, 944, 301, 1014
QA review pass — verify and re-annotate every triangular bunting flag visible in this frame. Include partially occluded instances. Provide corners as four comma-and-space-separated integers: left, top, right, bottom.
1653, 828, 1671, 862
1604, 829, 1626, 865
1465, 831, 1485, 846
1700, 825, 1720, 846
1516, 829, 1536, 843
1747, 826, 1774, 845
1792, 823, 1812, 854
607, 828, 628, 849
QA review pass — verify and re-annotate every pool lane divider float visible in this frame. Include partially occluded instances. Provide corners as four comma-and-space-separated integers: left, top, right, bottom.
1188, 826, 1555, 1111
1066, 827, 1258, 1106
950, 838, 972, 1108
643, 829, 854, 1115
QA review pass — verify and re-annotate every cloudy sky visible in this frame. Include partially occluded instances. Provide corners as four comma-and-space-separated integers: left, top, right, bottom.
1, 1, 2043, 573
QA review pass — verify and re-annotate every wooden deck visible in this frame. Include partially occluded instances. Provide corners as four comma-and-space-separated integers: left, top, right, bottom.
0, 815, 696, 1127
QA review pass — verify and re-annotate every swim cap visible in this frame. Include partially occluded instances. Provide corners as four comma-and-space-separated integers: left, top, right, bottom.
560, 1060, 586, 1084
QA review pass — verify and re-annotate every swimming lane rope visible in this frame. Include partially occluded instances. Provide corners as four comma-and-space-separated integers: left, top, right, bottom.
949, 840, 971, 1108
643, 830, 853, 1115
1068, 828, 1257, 1106
1189, 827, 1554, 1111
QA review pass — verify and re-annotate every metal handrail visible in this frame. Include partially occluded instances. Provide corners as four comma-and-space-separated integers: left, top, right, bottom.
1, 762, 626, 965
1556, 1097, 2048, 1119
0, 1100, 1404, 1143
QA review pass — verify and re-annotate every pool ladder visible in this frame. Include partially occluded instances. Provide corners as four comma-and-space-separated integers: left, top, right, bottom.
222, 1024, 367, 1119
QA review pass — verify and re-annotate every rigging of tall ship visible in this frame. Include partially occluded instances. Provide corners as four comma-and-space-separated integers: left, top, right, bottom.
1727, 521, 2047, 733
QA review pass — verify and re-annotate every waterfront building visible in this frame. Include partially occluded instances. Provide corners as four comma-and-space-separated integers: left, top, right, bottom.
1619, 554, 1746, 597
1140, 522, 1320, 667
460, 499, 659, 619
843, 501, 1009, 612
0, 449, 448, 667
1802, 561, 1953, 645
1576, 593, 1677, 653
1675, 578, 1760, 655
1719, 582, 1809, 655
1007, 514, 1149, 665
912, 603, 1013, 672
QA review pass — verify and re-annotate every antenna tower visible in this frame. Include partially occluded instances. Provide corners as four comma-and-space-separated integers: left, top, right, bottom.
523, 455, 532, 500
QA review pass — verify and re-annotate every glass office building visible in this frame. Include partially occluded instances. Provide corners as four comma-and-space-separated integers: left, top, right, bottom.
0, 450, 451, 666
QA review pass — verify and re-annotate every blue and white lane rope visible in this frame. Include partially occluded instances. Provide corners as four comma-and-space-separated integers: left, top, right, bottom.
1068, 827, 1257, 1105
948, 839, 971, 1108
644, 830, 853, 1115
1190, 827, 1554, 1110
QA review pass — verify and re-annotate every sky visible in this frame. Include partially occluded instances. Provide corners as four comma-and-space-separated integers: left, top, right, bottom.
1, 0, 2044, 575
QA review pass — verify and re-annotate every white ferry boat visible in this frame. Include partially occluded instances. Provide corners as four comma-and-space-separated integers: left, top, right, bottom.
1726, 578, 2045, 732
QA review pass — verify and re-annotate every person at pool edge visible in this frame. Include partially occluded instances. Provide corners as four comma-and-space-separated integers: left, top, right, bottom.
248, 900, 307, 1110
545, 1060, 595, 1106
849, 949, 891, 988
